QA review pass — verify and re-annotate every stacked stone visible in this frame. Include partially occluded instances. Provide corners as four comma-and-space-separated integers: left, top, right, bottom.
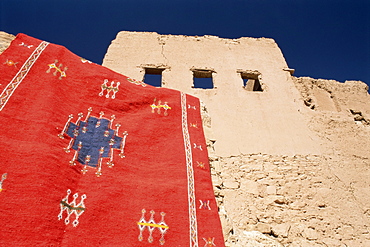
210, 154, 370, 247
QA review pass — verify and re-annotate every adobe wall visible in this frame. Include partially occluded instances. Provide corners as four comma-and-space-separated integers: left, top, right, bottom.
103, 32, 370, 246
103, 31, 320, 157
211, 77, 370, 246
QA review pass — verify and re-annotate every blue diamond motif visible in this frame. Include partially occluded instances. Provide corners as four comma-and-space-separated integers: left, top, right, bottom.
66, 116, 123, 167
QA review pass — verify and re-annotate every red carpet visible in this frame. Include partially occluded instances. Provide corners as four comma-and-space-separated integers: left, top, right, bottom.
0, 34, 225, 246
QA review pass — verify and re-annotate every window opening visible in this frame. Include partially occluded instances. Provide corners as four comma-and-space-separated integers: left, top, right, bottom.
192, 70, 214, 89
240, 72, 262, 91
143, 68, 165, 87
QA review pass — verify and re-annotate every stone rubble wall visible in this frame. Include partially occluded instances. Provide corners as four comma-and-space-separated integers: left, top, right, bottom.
201, 74, 370, 246
203, 75, 370, 246
210, 153, 370, 247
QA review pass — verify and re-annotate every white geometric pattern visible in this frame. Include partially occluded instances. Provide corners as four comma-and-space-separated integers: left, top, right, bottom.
137, 209, 169, 245
181, 92, 199, 247
58, 189, 87, 227
0, 41, 49, 111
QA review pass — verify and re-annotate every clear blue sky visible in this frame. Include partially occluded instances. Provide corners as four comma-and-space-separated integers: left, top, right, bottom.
1, 0, 369, 90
